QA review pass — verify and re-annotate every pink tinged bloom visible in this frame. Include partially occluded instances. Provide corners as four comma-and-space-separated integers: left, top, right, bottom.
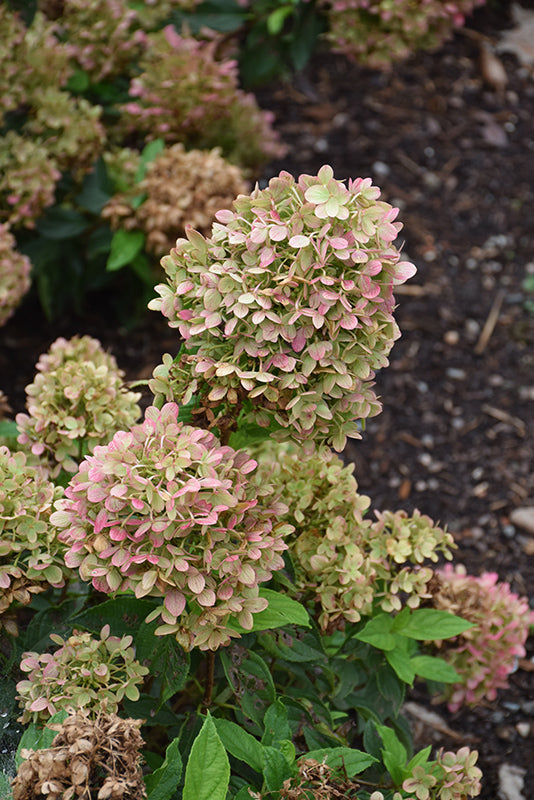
392, 260, 417, 284
188, 573, 206, 594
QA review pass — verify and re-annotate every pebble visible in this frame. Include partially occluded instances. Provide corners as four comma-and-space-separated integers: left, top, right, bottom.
516, 722, 530, 738
498, 763, 526, 800
510, 507, 534, 535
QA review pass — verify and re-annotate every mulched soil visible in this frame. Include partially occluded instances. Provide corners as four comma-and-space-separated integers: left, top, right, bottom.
1, 4, 533, 797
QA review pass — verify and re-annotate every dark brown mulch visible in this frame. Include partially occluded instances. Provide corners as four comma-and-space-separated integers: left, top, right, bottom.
1, 6, 533, 798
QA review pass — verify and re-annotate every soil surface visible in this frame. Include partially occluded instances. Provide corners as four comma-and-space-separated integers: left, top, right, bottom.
1, 5, 534, 798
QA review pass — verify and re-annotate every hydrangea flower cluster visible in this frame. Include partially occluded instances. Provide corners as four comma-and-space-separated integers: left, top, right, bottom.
16, 626, 149, 724
0, 133, 61, 229
116, 26, 285, 173
324, 0, 486, 68
0, 224, 32, 326
150, 166, 416, 451
0, 445, 67, 635
254, 443, 454, 629
50, 403, 292, 651
16, 336, 141, 475
102, 144, 248, 256
431, 565, 534, 711
42, 0, 147, 83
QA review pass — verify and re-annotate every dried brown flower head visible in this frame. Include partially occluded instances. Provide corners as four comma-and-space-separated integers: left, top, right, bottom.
11, 711, 146, 800
102, 144, 248, 256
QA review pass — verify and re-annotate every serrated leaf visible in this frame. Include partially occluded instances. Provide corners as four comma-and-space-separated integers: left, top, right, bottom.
182, 714, 230, 800
213, 718, 264, 773
263, 746, 294, 792
394, 609, 474, 640
302, 747, 377, 777
376, 725, 407, 786
107, 229, 145, 271
145, 737, 182, 800
354, 614, 396, 650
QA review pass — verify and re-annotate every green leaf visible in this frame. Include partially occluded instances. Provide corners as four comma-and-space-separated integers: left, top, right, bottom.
106, 229, 145, 271
410, 655, 459, 683
302, 748, 377, 777
0, 419, 19, 448
221, 650, 275, 728
376, 725, 407, 786
228, 589, 309, 634
15, 711, 68, 768
393, 609, 474, 640
135, 139, 165, 183
66, 67, 90, 92
182, 714, 230, 800
262, 701, 291, 748
36, 207, 88, 240
406, 745, 433, 773
145, 737, 182, 800
75, 159, 112, 213
70, 596, 157, 638
385, 642, 415, 686
213, 719, 264, 773
354, 614, 396, 650
262, 746, 294, 792
267, 5, 293, 35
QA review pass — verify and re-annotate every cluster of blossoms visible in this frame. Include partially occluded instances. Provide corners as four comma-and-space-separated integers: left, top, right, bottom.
324, 0, 486, 68
12, 711, 146, 800
40, 0, 147, 83
150, 166, 416, 451
254, 444, 454, 629
102, 144, 248, 256
50, 403, 292, 651
16, 626, 149, 724
0, 446, 67, 635
0, 224, 32, 326
116, 25, 284, 173
430, 565, 534, 711
16, 335, 141, 475
0, 133, 61, 229
0, 8, 71, 124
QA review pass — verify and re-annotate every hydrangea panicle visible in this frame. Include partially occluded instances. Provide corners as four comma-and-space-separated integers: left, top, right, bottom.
51, 403, 292, 651
0, 224, 32, 326
149, 166, 417, 452
431, 565, 534, 711
16, 335, 141, 475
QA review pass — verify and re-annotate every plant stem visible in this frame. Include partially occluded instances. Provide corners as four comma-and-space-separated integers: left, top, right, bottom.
202, 650, 215, 708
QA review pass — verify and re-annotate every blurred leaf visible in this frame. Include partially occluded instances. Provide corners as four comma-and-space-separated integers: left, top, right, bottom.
267, 6, 293, 35
107, 229, 145, 271
75, 159, 112, 214
36, 208, 88, 240
302, 747, 377, 777
145, 737, 182, 800
135, 139, 166, 183
66, 68, 90, 93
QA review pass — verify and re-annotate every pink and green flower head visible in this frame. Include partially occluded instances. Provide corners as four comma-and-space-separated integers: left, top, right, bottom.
149, 166, 416, 451
51, 403, 292, 651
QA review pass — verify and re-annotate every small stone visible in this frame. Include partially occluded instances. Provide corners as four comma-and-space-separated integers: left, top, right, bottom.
510, 507, 534, 535
498, 763, 526, 800
444, 330, 460, 345
516, 722, 530, 737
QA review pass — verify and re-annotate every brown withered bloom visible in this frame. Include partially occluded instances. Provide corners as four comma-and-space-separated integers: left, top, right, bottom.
11, 711, 146, 800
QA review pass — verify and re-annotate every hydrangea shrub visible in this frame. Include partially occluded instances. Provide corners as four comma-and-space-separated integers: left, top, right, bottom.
51, 402, 292, 650
324, 0, 486, 68
149, 165, 416, 451
16, 335, 141, 475
16, 626, 149, 724
431, 565, 534, 711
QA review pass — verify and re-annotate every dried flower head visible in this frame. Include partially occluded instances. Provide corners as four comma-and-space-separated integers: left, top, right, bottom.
41, 0, 147, 82
51, 403, 292, 651
431, 565, 534, 711
325, 0, 486, 68
116, 26, 284, 172
0, 445, 67, 635
0, 224, 32, 326
102, 144, 249, 256
0, 133, 60, 228
254, 443, 454, 629
16, 336, 141, 475
150, 166, 416, 451
11, 710, 146, 800
16, 626, 149, 725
